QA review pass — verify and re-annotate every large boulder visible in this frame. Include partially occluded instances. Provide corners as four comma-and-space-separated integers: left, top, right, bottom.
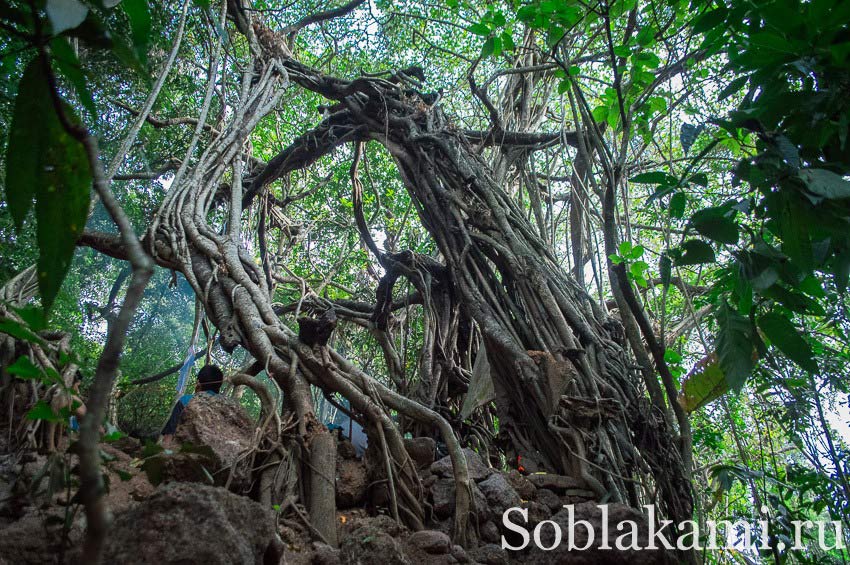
0, 506, 84, 564
339, 514, 409, 565
431, 477, 488, 521
430, 448, 491, 482
100, 443, 154, 512
102, 482, 282, 565
477, 473, 521, 516
172, 393, 256, 490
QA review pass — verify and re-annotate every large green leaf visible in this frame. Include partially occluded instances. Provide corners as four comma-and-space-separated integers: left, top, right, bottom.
798, 169, 850, 200
674, 239, 716, 266
629, 171, 677, 185
758, 312, 818, 373
122, 0, 152, 64
3, 59, 92, 313
690, 206, 738, 244
50, 37, 97, 120
46, 0, 89, 34
678, 353, 727, 413
715, 301, 755, 390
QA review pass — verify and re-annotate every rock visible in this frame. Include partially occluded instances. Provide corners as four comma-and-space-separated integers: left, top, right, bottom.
311, 542, 341, 565
534, 488, 561, 513
108, 435, 143, 457
403, 530, 462, 565
430, 448, 492, 482
102, 482, 282, 565
340, 515, 410, 565
480, 520, 500, 544
468, 544, 509, 565
0, 506, 84, 564
336, 459, 368, 509
478, 473, 520, 516
524, 502, 670, 564
338, 439, 358, 461
431, 477, 488, 521
100, 443, 155, 512
140, 451, 217, 487
525, 473, 585, 493
407, 530, 452, 554
172, 393, 256, 490
404, 437, 436, 470
423, 474, 438, 489
524, 501, 550, 527
451, 544, 469, 563
505, 470, 535, 500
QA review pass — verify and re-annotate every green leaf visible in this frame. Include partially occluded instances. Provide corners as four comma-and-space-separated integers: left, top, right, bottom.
7, 356, 42, 379
678, 354, 727, 413
50, 37, 97, 120
690, 206, 739, 244
618, 241, 632, 256
12, 306, 46, 331
481, 37, 495, 58
613, 45, 631, 58
675, 239, 716, 266
774, 135, 800, 169
467, 23, 490, 36
26, 400, 63, 422
718, 75, 748, 101
692, 7, 727, 34
690, 173, 709, 187
715, 301, 755, 391
4, 58, 93, 312
680, 123, 703, 154
0, 319, 45, 345
669, 192, 686, 218
659, 253, 672, 290
500, 31, 515, 52
46, 0, 89, 34
491, 35, 502, 57
630, 171, 677, 185
630, 260, 648, 277
608, 254, 624, 265
122, 0, 151, 63
798, 169, 850, 200
758, 312, 818, 373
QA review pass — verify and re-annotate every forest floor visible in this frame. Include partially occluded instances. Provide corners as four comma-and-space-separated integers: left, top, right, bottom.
0, 393, 669, 564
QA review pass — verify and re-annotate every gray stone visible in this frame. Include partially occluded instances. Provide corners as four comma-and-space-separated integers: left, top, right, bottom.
430, 448, 492, 482
407, 530, 452, 554
431, 477, 488, 521
468, 544, 509, 565
478, 473, 521, 515
102, 482, 282, 565
525, 473, 585, 493
534, 488, 562, 512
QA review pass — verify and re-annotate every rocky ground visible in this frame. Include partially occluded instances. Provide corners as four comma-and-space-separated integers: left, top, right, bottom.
0, 395, 669, 564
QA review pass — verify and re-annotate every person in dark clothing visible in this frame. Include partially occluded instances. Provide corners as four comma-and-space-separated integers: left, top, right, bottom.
160, 365, 224, 442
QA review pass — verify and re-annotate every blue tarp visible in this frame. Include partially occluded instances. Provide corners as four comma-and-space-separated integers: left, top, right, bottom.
328, 414, 368, 457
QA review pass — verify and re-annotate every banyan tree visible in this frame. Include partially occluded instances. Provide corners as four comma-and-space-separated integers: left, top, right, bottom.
1, 0, 703, 560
